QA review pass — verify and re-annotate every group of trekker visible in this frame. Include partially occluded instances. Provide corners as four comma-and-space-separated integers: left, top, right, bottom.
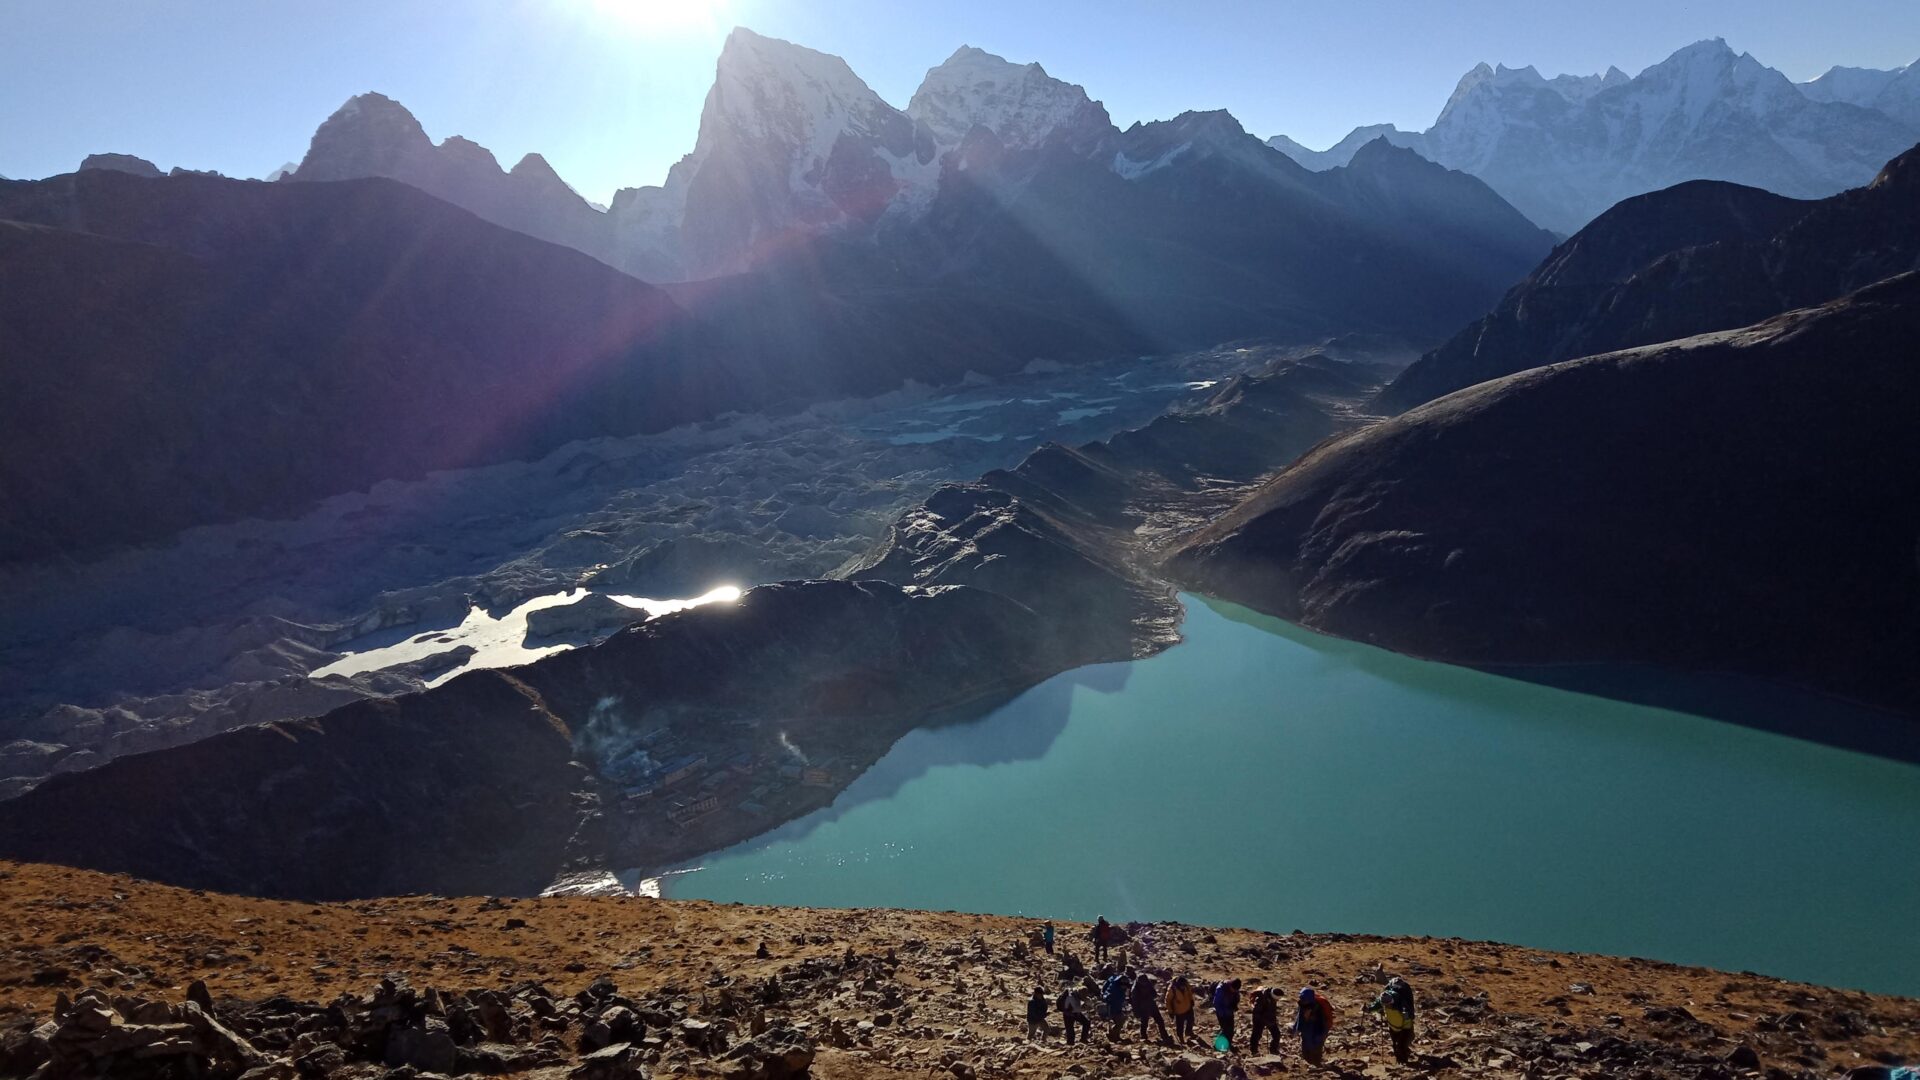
1023, 917, 1419, 1065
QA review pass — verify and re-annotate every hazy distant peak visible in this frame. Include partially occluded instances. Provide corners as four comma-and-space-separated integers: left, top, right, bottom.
1797, 59, 1920, 125
1112, 108, 1281, 180
703, 23, 901, 157
1661, 37, 1736, 63
327, 91, 426, 132
1264, 123, 1420, 171
909, 40, 1111, 153
714, 24, 870, 91
1159, 108, 1250, 136
509, 152, 561, 181
1345, 135, 1426, 168
291, 92, 434, 182
1441, 57, 1630, 124
941, 44, 1005, 66
78, 153, 163, 178
437, 135, 500, 168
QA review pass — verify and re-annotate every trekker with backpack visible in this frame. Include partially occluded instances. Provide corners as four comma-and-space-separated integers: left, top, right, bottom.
1092, 917, 1111, 963
1211, 978, 1241, 1047
1042, 922, 1055, 955
1130, 970, 1170, 1042
1059, 981, 1092, 1046
1165, 975, 1197, 1044
1248, 985, 1282, 1055
1363, 976, 1416, 1063
1026, 985, 1049, 1040
1103, 969, 1131, 1038
1293, 987, 1336, 1064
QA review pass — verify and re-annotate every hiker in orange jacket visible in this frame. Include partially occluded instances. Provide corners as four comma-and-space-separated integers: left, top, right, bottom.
1165, 975, 1197, 1044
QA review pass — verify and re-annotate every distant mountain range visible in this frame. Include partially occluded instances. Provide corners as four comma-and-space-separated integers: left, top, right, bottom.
274, 28, 1550, 304
1266, 39, 1920, 233
0, 30, 1557, 563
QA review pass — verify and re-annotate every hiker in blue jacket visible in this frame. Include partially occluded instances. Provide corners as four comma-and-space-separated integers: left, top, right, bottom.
1293, 987, 1335, 1064
1104, 969, 1132, 1038
1211, 978, 1241, 1046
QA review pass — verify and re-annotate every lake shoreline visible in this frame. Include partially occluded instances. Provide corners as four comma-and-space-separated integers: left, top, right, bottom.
658, 594, 1920, 998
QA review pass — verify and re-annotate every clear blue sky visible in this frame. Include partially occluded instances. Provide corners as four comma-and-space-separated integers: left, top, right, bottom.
4, 0, 1917, 203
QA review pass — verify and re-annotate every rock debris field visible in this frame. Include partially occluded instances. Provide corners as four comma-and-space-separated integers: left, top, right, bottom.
0, 863, 1914, 1080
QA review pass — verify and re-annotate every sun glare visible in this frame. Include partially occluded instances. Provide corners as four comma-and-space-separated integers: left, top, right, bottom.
584, 0, 733, 34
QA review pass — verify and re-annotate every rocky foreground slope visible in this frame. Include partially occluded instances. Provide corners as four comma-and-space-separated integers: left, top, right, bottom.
0, 862, 1914, 1080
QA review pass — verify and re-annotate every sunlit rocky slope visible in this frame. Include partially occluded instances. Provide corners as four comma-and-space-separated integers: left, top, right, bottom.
1, 861, 1914, 1080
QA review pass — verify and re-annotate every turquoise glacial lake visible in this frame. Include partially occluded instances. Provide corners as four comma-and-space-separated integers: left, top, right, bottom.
663, 595, 1920, 996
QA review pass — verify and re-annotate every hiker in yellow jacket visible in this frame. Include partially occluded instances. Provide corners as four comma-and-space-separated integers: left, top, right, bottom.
1364, 976, 1416, 1063
1164, 975, 1197, 1044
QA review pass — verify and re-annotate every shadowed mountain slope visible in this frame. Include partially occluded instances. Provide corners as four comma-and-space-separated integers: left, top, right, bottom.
1172, 273, 1920, 715
1381, 142, 1920, 409
0, 170, 721, 564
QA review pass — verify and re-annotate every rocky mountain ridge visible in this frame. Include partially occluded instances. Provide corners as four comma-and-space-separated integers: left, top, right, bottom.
275, 26, 1550, 300
291, 91, 614, 265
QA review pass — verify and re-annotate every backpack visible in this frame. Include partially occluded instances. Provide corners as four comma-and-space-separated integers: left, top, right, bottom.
1390, 979, 1414, 1018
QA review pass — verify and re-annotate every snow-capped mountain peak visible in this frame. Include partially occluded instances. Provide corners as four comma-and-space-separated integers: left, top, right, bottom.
704, 27, 912, 159
1798, 57, 1920, 127
1279, 38, 1920, 234
1801, 64, 1905, 104
907, 45, 1115, 155
606, 26, 942, 280
1628, 37, 1801, 125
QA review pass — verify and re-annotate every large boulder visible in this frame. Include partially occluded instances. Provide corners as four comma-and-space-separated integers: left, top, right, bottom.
720, 1027, 816, 1080
383, 1020, 459, 1074
571, 1041, 647, 1080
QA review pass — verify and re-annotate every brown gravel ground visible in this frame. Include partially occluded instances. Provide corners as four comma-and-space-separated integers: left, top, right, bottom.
0, 861, 1914, 1079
